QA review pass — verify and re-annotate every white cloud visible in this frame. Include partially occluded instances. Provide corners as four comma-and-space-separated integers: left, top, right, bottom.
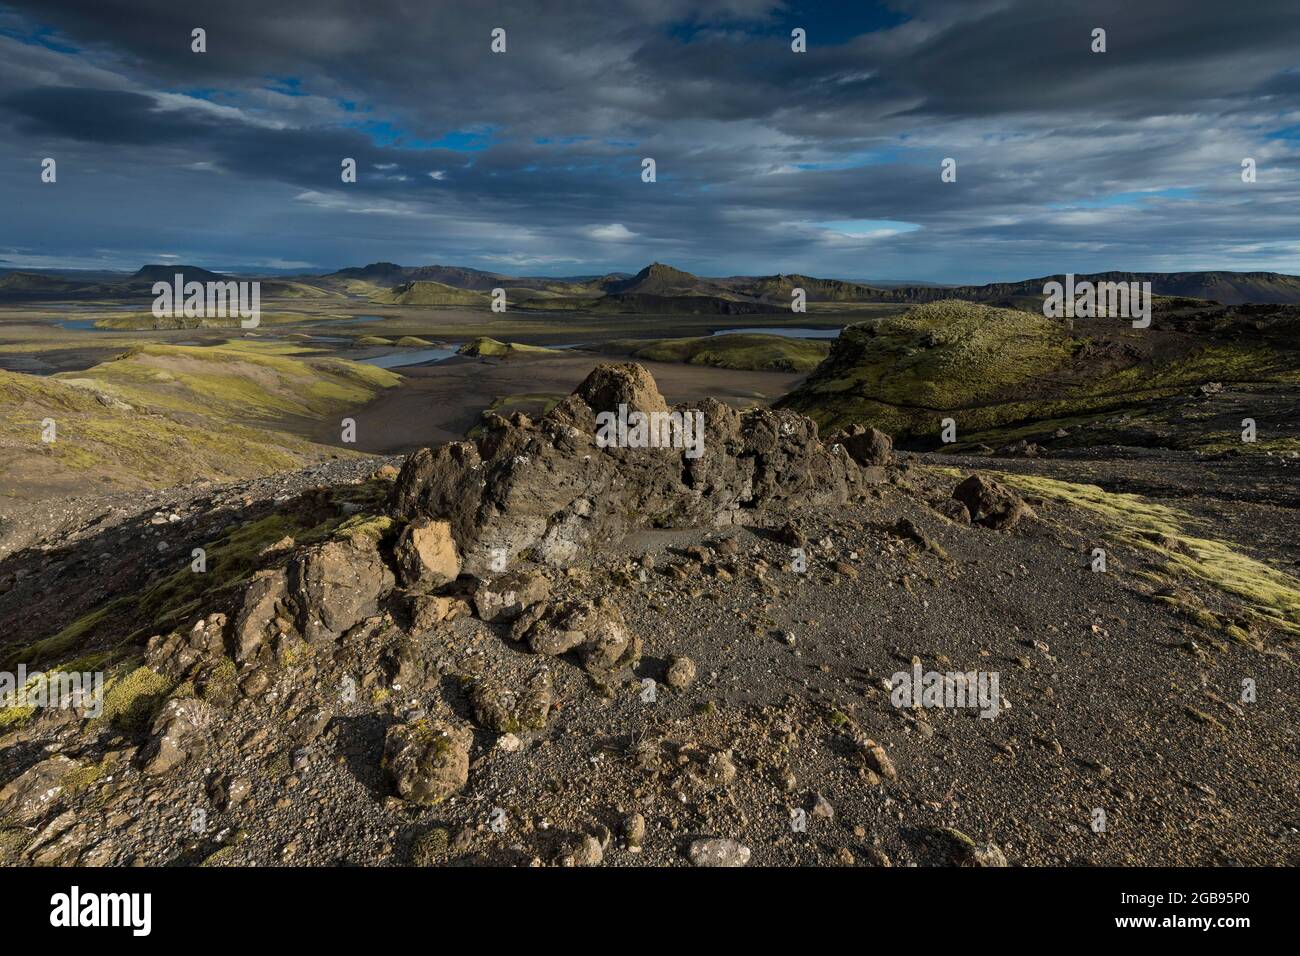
586, 223, 637, 241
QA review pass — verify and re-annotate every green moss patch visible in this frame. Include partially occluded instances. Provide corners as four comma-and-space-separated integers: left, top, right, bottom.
994, 472, 1300, 637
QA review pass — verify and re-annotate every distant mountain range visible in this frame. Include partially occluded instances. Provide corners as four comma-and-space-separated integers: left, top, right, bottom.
4, 261, 1300, 309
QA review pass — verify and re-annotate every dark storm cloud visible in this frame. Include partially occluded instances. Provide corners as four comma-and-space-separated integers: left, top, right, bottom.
0, 0, 1298, 280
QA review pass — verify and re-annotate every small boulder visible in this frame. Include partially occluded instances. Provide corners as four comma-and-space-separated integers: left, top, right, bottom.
409, 593, 471, 632
858, 739, 898, 781
622, 812, 647, 848
472, 569, 550, 622
952, 474, 1035, 531
665, 655, 697, 690
937, 827, 1009, 867
469, 671, 552, 733
516, 598, 641, 679
383, 719, 471, 805
831, 424, 893, 467
935, 498, 971, 525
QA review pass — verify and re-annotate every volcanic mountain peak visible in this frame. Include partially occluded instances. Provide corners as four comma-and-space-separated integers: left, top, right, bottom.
606, 262, 711, 296
130, 264, 229, 283
332, 261, 408, 279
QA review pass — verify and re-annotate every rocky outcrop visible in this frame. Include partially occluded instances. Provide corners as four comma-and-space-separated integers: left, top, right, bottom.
146, 613, 227, 677
391, 363, 874, 574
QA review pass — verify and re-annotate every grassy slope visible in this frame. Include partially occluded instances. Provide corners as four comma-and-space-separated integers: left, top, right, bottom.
0, 481, 399, 729
0, 342, 399, 496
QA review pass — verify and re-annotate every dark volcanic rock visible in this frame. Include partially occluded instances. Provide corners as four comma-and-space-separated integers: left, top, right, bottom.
391, 363, 868, 574
231, 569, 290, 662
830, 424, 893, 467
952, 474, 1035, 531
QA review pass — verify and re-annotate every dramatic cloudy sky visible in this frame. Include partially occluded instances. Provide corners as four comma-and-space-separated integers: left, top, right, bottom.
1, 0, 1298, 282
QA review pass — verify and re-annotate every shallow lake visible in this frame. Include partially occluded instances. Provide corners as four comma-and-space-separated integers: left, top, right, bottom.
360, 345, 461, 369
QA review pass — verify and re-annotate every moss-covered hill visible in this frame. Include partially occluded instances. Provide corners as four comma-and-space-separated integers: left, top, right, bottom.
778, 299, 1300, 448
374, 280, 490, 306
457, 337, 559, 358
0, 342, 399, 499
601, 333, 831, 373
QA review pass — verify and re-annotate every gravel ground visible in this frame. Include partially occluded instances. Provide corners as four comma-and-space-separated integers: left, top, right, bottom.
1, 451, 1295, 868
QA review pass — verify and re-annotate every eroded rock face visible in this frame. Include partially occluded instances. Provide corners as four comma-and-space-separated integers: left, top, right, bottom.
952, 475, 1035, 530
289, 537, 395, 641
0, 755, 77, 823
144, 697, 211, 776
383, 718, 471, 805
231, 569, 290, 663
146, 613, 227, 678
391, 363, 871, 574
393, 518, 461, 590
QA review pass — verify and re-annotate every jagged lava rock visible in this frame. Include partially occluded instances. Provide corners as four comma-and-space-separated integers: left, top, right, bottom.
952, 474, 1035, 530
830, 423, 894, 467
391, 363, 870, 574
